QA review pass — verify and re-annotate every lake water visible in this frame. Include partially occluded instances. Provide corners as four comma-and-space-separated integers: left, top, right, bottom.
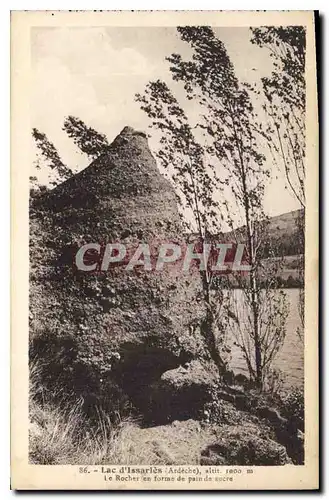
226, 288, 304, 389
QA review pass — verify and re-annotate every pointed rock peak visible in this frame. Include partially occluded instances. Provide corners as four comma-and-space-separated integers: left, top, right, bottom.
39, 124, 156, 211
117, 126, 148, 139
121, 126, 136, 135
109, 125, 149, 152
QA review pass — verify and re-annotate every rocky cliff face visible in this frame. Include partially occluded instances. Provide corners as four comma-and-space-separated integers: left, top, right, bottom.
30, 126, 208, 417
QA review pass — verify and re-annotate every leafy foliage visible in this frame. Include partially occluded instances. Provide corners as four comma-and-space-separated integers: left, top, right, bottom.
251, 26, 306, 207
63, 116, 110, 159
251, 27, 306, 340
136, 80, 224, 235
32, 128, 72, 185
280, 386, 304, 431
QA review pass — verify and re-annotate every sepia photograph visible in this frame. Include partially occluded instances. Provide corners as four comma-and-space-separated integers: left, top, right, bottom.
11, 10, 318, 490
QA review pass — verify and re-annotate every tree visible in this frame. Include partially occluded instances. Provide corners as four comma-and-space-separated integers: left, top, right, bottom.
32, 128, 72, 186
63, 116, 109, 160
250, 26, 306, 208
29, 176, 48, 199
251, 27, 306, 341
138, 26, 288, 389
136, 80, 229, 372
229, 244, 289, 388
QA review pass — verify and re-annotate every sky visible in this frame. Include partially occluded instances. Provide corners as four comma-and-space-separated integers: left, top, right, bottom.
31, 26, 300, 220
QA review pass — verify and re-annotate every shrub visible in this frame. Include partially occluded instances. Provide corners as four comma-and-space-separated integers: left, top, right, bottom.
263, 368, 286, 396
280, 387, 304, 432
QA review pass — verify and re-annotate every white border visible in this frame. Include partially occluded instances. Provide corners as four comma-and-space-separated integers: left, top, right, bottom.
3, 3, 327, 498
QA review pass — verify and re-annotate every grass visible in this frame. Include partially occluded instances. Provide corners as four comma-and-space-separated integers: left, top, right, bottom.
29, 361, 212, 465
29, 361, 185, 465
29, 392, 200, 465
29, 361, 138, 465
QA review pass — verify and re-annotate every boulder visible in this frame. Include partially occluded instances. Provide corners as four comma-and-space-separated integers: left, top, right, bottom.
200, 423, 292, 466
145, 360, 219, 424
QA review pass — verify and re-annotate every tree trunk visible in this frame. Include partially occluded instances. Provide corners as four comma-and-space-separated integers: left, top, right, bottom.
250, 270, 262, 389
199, 271, 226, 373
246, 220, 262, 390
229, 103, 263, 389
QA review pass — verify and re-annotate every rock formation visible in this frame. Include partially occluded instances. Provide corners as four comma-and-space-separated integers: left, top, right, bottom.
29, 126, 208, 416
